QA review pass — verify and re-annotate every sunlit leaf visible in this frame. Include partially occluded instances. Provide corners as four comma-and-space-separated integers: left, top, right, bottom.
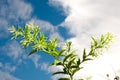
10, 22, 114, 80
71, 68, 80, 76
53, 71, 67, 75
67, 57, 76, 68
63, 53, 73, 64
83, 58, 93, 62
83, 48, 87, 60
66, 41, 72, 52
59, 49, 65, 56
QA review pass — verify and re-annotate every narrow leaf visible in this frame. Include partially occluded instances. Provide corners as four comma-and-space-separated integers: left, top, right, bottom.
92, 37, 98, 46
53, 71, 67, 75
63, 53, 73, 63
84, 58, 93, 62
71, 68, 80, 76
71, 66, 78, 68
28, 49, 37, 56
68, 57, 76, 67
59, 49, 65, 56
67, 41, 72, 52
77, 58, 81, 66
83, 48, 86, 60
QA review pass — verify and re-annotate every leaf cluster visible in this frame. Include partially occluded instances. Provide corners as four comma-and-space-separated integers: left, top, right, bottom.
10, 23, 114, 80
53, 42, 82, 80
9, 23, 60, 57
89, 33, 114, 57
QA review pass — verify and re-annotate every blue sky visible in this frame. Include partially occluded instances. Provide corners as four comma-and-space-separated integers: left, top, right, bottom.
0, 0, 67, 80
1, 0, 120, 80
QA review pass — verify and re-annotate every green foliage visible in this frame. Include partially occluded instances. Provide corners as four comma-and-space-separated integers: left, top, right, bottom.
58, 78, 70, 80
78, 76, 92, 80
9, 23, 59, 57
10, 23, 114, 80
86, 76, 92, 80
89, 33, 114, 57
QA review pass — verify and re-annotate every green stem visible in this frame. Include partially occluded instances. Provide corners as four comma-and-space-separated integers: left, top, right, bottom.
70, 75, 73, 80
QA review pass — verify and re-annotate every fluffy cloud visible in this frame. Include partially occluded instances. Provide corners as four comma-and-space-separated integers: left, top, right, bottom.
0, 0, 65, 79
29, 54, 41, 68
0, 0, 64, 75
0, 71, 21, 80
0, 0, 33, 38
40, 63, 63, 73
0, 0, 32, 21
0, 0, 33, 78
29, 18, 64, 41
49, 0, 120, 79
1, 63, 16, 73
0, 41, 23, 77
49, 0, 120, 35
2, 41, 23, 60
40, 63, 69, 80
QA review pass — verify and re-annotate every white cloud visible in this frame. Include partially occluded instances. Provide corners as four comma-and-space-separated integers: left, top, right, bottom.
0, 71, 21, 80
1, 63, 16, 73
40, 62, 70, 80
40, 62, 63, 73
2, 41, 23, 60
0, 0, 65, 79
0, 0, 33, 38
0, 0, 64, 65
0, 18, 8, 38
29, 54, 41, 68
49, 0, 120, 79
0, 41, 23, 74
7, 0, 33, 20
51, 74, 70, 80
29, 18, 64, 42
49, 0, 120, 35
1, 40, 41, 70
0, 0, 32, 21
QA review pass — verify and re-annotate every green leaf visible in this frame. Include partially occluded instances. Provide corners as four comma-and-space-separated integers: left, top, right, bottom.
66, 41, 72, 52
54, 59, 60, 65
20, 40, 30, 48
86, 76, 92, 80
67, 57, 76, 68
71, 67, 83, 76
71, 68, 80, 76
77, 58, 81, 66
39, 33, 45, 40
28, 49, 37, 56
92, 37, 98, 46
100, 34, 104, 42
10, 23, 114, 80
84, 58, 93, 62
56, 62, 63, 66
59, 49, 65, 56
83, 48, 87, 60
9, 26, 16, 33
25, 24, 29, 35
63, 67, 68, 74
53, 71, 67, 75
71, 65, 78, 68
63, 53, 73, 63
33, 27, 39, 37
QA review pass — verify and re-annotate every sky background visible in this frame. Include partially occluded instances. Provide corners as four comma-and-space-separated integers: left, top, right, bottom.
0, 0, 120, 80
